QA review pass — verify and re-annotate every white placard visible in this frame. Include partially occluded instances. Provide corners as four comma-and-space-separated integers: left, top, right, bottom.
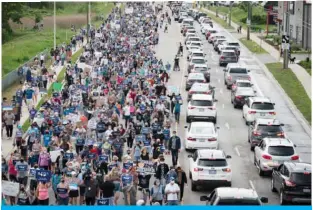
50, 150, 62, 162
2, 181, 20, 196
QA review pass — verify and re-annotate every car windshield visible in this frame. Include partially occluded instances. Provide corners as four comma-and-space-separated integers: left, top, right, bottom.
268, 146, 295, 156
291, 172, 312, 185
191, 43, 201, 47
251, 102, 274, 110
193, 53, 204, 57
238, 82, 251, 87
192, 59, 205, 64
257, 125, 283, 133
218, 40, 226, 43
191, 100, 212, 106
198, 159, 227, 167
229, 43, 240, 47
229, 68, 247, 74
195, 67, 208, 72
190, 126, 214, 135
190, 38, 200, 41
222, 52, 236, 56
217, 199, 260, 205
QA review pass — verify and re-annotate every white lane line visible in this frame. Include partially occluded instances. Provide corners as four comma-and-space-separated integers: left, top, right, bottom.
219, 89, 223, 94
249, 180, 256, 191
235, 147, 241, 157
222, 104, 225, 109
225, 123, 230, 130
218, 79, 221, 83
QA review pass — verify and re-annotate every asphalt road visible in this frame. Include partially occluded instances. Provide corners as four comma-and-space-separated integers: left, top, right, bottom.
152, 5, 312, 205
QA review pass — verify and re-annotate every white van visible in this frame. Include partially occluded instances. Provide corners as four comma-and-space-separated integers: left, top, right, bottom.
182, 18, 194, 26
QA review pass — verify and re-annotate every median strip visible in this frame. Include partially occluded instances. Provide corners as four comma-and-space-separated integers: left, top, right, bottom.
239, 38, 268, 54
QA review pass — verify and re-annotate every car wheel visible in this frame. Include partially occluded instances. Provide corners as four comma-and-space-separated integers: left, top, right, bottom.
186, 117, 190, 123
219, 63, 222, 66
258, 161, 265, 176
191, 181, 197, 191
280, 190, 287, 205
189, 172, 192, 179
226, 182, 232, 187
224, 80, 227, 85
213, 117, 217, 124
250, 145, 254, 151
271, 178, 277, 192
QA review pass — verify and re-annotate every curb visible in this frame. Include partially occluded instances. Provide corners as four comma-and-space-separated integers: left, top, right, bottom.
203, 7, 312, 137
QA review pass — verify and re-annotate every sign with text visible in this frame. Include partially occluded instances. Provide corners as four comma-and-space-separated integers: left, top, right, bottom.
35, 170, 52, 182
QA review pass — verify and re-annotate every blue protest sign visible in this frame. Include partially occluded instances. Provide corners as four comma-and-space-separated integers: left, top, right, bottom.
143, 138, 151, 147
141, 161, 156, 174
87, 139, 94, 145
64, 153, 74, 160
108, 163, 118, 171
88, 153, 97, 160
57, 188, 68, 194
97, 198, 110, 206
160, 144, 165, 153
123, 161, 133, 170
141, 127, 150, 135
160, 96, 166, 100
13, 160, 18, 165
121, 174, 133, 188
175, 95, 182, 101
135, 135, 146, 142
29, 168, 37, 176
36, 170, 52, 182
76, 138, 85, 146
99, 155, 109, 162
16, 164, 28, 172
139, 104, 146, 111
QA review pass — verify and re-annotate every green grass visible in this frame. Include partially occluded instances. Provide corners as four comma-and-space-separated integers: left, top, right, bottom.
22, 47, 84, 132
239, 38, 268, 54
202, 9, 234, 29
298, 60, 312, 75
266, 63, 311, 124
205, 5, 276, 32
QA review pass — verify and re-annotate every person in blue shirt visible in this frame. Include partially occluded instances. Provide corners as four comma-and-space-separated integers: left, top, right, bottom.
43, 130, 52, 147
29, 106, 37, 122
24, 87, 34, 110
173, 101, 181, 123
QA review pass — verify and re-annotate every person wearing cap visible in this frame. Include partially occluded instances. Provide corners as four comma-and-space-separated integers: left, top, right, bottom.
164, 177, 180, 205
168, 130, 181, 167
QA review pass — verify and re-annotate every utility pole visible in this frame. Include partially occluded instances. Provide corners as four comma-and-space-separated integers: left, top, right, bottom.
229, 3, 232, 27
89, 2, 91, 27
247, 2, 252, 40
216, 6, 218, 17
54, 1, 56, 50
283, 2, 290, 69
87, 2, 89, 43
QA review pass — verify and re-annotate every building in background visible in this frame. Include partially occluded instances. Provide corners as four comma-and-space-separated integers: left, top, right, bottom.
276, 1, 311, 49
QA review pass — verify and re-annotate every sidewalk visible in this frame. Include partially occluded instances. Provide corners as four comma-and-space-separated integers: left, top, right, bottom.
202, 8, 312, 99
2, 42, 86, 158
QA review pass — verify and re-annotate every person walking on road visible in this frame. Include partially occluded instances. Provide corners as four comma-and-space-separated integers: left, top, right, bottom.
168, 131, 181, 167
173, 100, 181, 123
3, 111, 15, 139
179, 43, 183, 56
175, 165, 187, 203
173, 55, 180, 71
165, 177, 180, 205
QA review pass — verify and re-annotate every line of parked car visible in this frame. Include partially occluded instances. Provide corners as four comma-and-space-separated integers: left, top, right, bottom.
174, 5, 311, 206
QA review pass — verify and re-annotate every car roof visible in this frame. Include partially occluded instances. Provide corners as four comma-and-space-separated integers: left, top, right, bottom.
255, 118, 281, 125
194, 64, 208, 68
227, 63, 246, 68
191, 50, 204, 53
284, 162, 312, 172
191, 56, 205, 59
191, 83, 210, 90
215, 187, 259, 199
183, 18, 193, 21
190, 121, 215, 128
191, 94, 213, 100
216, 38, 227, 41
189, 41, 202, 44
263, 138, 294, 147
250, 97, 272, 103
236, 88, 255, 96
197, 149, 225, 159
188, 73, 205, 79
221, 49, 236, 53
236, 79, 251, 83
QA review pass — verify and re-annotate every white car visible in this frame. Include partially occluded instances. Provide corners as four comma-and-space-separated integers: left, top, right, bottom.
242, 97, 276, 125
186, 41, 202, 50
231, 79, 253, 92
254, 138, 299, 176
209, 34, 226, 44
188, 149, 232, 191
201, 25, 212, 34
185, 37, 201, 46
184, 33, 198, 44
187, 46, 203, 55
187, 50, 206, 61
186, 94, 218, 123
188, 56, 207, 70
185, 31, 197, 39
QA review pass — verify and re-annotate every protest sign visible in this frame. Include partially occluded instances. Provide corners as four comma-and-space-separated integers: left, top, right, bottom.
121, 174, 133, 188
99, 155, 109, 163
135, 134, 146, 142
36, 170, 52, 182
108, 163, 118, 171
64, 153, 74, 160
97, 198, 111, 206
16, 164, 28, 172
123, 161, 133, 170
2, 181, 20, 196
138, 161, 155, 174
141, 127, 150, 135
50, 150, 62, 162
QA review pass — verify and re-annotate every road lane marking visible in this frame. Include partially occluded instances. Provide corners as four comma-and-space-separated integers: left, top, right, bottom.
218, 79, 221, 83
225, 123, 230, 130
222, 104, 225, 109
249, 180, 256, 191
235, 147, 241, 157
219, 89, 223, 94
216, 68, 218, 73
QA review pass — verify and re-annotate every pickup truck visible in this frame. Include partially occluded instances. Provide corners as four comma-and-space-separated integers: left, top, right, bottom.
223, 65, 251, 89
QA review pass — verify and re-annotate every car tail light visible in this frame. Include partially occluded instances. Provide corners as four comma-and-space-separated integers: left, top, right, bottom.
253, 131, 261, 136
222, 168, 231, 172
262, 154, 272, 160
208, 107, 216, 110
188, 107, 196, 110
277, 132, 285, 137
227, 76, 232, 80
235, 96, 242, 99
208, 138, 217, 141
291, 155, 299, 161
247, 76, 251, 81
187, 137, 196, 141
194, 167, 203, 172
248, 111, 256, 114
269, 112, 276, 115
304, 172, 310, 175
204, 91, 211, 94
189, 91, 194, 94
232, 84, 236, 89
220, 56, 225, 60
285, 180, 296, 187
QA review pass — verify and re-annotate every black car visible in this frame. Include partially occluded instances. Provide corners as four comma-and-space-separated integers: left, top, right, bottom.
195, 12, 207, 22
272, 162, 311, 205
248, 118, 285, 151
231, 88, 255, 108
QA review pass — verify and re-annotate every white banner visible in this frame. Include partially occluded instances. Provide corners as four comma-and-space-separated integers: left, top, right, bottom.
2, 181, 20, 196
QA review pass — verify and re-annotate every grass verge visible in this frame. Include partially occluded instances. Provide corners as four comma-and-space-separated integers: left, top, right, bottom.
22, 48, 83, 132
298, 60, 311, 75
265, 62, 311, 124
239, 38, 268, 54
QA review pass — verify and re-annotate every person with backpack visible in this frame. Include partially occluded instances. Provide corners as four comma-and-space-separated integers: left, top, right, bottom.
150, 179, 164, 205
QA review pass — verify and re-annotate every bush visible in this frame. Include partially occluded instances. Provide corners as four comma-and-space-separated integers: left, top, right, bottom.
291, 43, 302, 51
35, 13, 42, 23
252, 14, 266, 24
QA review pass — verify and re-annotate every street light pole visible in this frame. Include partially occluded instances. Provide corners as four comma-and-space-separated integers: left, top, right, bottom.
229, 3, 232, 27
89, 2, 91, 27
283, 2, 290, 69
54, 1, 56, 50
87, 2, 89, 43
247, 3, 251, 40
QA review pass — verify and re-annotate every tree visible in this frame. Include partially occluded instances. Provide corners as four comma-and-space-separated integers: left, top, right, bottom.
2, 2, 25, 42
